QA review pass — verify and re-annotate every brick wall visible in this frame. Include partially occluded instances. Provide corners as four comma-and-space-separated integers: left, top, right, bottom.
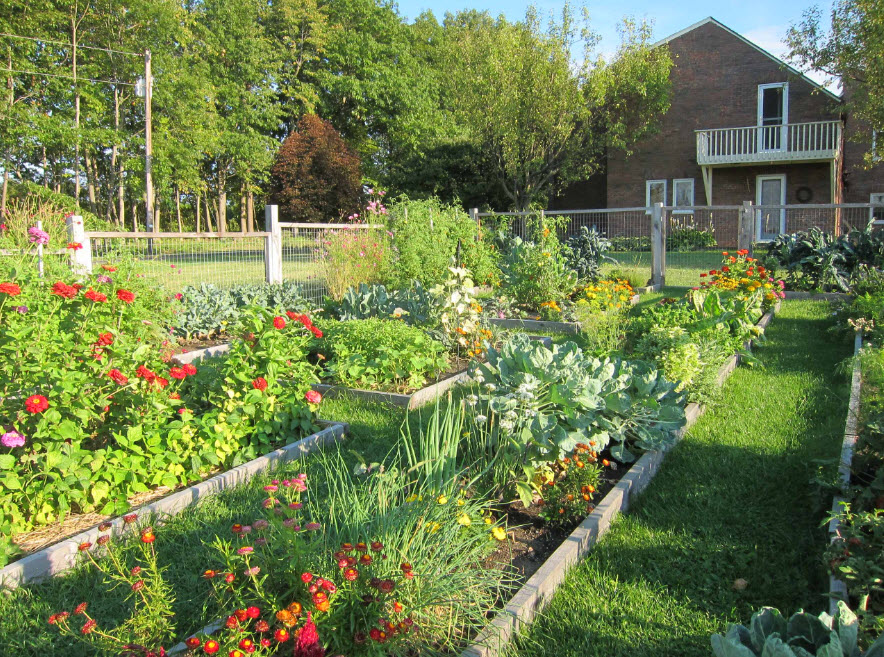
607, 20, 842, 209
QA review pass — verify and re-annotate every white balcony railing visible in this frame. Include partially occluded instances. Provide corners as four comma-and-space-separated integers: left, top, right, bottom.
696, 120, 842, 166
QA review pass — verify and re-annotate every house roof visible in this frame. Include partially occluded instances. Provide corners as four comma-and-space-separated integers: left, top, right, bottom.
653, 16, 842, 103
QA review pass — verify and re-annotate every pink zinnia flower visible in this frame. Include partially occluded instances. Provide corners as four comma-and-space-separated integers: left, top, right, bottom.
237, 546, 254, 555
1, 431, 25, 448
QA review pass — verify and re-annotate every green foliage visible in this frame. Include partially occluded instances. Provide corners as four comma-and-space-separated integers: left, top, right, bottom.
538, 453, 603, 529
331, 281, 435, 325
465, 334, 686, 503
319, 224, 394, 300
430, 265, 493, 357
500, 217, 576, 307
610, 235, 652, 252
711, 602, 884, 657
565, 226, 615, 281
174, 281, 311, 338
667, 216, 717, 251
385, 197, 499, 288
319, 318, 449, 392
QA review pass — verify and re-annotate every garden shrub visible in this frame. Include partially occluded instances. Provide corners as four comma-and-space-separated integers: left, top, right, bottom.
572, 279, 636, 355
318, 318, 449, 392
537, 442, 603, 529
319, 224, 394, 300
174, 280, 311, 338
269, 113, 363, 223
385, 197, 499, 288
499, 216, 576, 308
667, 215, 717, 251
430, 265, 493, 358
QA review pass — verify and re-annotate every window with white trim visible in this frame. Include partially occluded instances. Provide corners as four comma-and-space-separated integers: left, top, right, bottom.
645, 180, 666, 213
672, 179, 695, 213
872, 193, 884, 222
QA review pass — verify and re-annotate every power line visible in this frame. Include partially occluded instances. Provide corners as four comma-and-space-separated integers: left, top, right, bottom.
4, 67, 135, 86
0, 32, 142, 57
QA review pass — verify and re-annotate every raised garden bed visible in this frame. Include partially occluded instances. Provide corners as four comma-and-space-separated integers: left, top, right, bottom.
460, 303, 779, 657
488, 294, 640, 334
0, 422, 348, 588
827, 331, 864, 614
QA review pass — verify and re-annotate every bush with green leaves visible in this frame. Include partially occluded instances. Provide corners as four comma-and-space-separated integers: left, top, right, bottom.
330, 281, 435, 325
464, 334, 686, 505
319, 318, 450, 392
173, 281, 311, 338
667, 215, 717, 251
565, 226, 615, 282
499, 217, 576, 308
385, 197, 499, 288
711, 602, 884, 656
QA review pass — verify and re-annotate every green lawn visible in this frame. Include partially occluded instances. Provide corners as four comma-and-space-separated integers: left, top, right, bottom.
603, 249, 724, 288
506, 300, 853, 657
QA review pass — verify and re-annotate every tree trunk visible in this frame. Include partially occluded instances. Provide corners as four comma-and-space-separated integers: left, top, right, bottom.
205, 196, 215, 233
247, 191, 255, 232
240, 187, 246, 234
1, 166, 7, 217
175, 184, 183, 232
84, 152, 98, 215
133, 201, 138, 232
112, 87, 123, 226
118, 160, 125, 228
196, 192, 201, 233
72, 13, 81, 209
217, 167, 227, 234
42, 147, 48, 189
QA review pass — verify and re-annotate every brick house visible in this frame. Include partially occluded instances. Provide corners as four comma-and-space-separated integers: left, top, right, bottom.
599, 17, 883, 242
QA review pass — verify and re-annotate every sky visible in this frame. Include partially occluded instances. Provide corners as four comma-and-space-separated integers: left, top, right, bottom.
395, 0, 836, 87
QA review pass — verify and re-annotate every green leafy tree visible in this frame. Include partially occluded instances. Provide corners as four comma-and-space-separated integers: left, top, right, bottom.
786, 0, 884, 166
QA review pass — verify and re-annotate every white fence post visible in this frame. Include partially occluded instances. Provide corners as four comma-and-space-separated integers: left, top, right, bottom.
739, 201, 755, 255
651, 202, 665, 287
264, 204, 283, 284
65, 215, 92, 276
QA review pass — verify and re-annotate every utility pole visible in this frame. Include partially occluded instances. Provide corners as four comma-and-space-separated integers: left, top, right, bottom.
144, 49, 153, 234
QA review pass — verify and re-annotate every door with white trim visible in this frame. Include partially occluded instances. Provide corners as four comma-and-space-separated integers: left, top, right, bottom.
757, 83, 788, 152
756, 174, 786, 241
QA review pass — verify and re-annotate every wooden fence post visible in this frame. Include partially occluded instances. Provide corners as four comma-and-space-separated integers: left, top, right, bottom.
651, 202, 665, 288
739, 201, 755, 255
66, 214, 92, 276
264, 204, 282, 284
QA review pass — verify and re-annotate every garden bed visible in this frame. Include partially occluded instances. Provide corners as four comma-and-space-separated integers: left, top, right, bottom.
461, 303, 778, 657
784, 291, 851, 301
0, 422, 348, 588
488, 294, 640, 334
827, 331, 864, 614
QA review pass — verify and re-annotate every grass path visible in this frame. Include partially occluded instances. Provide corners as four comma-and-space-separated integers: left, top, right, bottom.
507, 301, 853, 657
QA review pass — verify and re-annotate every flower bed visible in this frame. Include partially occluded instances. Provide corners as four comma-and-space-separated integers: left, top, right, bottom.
460, 302, 779, 657
488, 292, 639, 334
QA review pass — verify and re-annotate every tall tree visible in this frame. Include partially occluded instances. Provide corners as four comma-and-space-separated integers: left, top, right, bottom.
786, 0, 884, 165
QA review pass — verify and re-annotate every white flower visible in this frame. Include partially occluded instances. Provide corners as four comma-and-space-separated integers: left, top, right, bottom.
475, 414, 488, 423
485, 383, 497, 392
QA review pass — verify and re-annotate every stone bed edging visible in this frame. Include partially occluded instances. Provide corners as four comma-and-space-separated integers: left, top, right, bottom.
488, 294, 641, 335
0, 422, 348, 589
827, 331, 864, 614
460, 302, 779, 657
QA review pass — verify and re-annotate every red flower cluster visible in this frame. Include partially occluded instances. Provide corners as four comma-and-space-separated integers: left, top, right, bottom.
101, 265, 117, 272
116, 289, 135, 304
286, 311, 323, 339
96, 332, 114, 347
107, 369, 129, 386
51, 282, 78, 299
0, 282, 21, 296
273, 316, 286, 330
25, 394, 49, 414
66, 242, 83, 250
305, 390, 322, 404
253, 377, 268, 391
84, 288, 107, 303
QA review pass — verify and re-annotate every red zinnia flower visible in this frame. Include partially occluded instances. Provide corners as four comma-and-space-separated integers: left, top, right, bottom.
74, 602, 88, 615
286, 311, 297, 320
96, 332, 114, 346
203, 569, 217, 579
246, 606, 261, 619
98, 522, 111, 531
301, 572, 313, 583
51, 282, 78, 299
203, 639, 220, 654
182, 363, 197, 376
67, 242, 83, 250
141, 528, 156, 543
255, 620, 270, 632
84, 287, 108, 303
136, 365, 156, 382
305, 390, 322, 404
0, 282, 21, 296
370, 540, 383, 552
116, 289, 135, 304
101, 265, 117, 272
154, 377, 169, 390
272, 316, 286, 330
131, 566, 142, 576
25, 394, 49, 414
131, 580, 144, 591
235, 608, 249, 622
185, 637, 201, 649
311, 327, 323, 339
252, 377, 268, 391
343, 567, 358, 581
123, 513, 137, 523
78, 542, 92, 552
274, 628, 290, 642
81, 619, 97, 634
107, 369, 128, 386
169, 367, 186, 380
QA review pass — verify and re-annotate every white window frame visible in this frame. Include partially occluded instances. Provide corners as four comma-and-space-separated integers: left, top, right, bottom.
757, 82, 789, 152
645, 179, 666, 214
671, 179, 695, 213
871, 192, 884, 223
755, 174, 787, 241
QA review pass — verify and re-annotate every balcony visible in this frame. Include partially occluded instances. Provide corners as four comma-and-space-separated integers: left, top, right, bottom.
696, 120, 842, 166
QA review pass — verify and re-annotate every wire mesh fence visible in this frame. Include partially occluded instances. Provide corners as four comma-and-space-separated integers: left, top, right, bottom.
664, 206, 741, 287
87, 233, 269, 289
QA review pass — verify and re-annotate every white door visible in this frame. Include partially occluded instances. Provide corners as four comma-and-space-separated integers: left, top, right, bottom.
757, 83, 788, 152
756, 175, 786, 241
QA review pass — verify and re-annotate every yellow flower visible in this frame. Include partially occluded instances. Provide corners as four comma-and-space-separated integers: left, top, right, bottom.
406, 494, 418, 503
457, 514, 472, 526
437, 495, 448, 505
484, 517, 493, 525
457, 498, 465, 506
427, 522, 442, 534
491, 527, 507, 541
